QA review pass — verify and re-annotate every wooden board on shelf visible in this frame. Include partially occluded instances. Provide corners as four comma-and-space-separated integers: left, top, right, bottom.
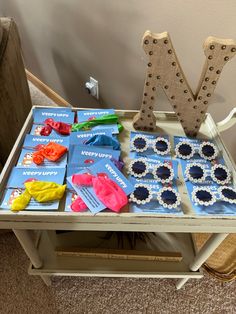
55, 247, 183, 262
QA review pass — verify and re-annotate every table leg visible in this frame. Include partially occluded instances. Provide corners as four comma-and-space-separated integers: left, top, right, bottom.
40, 275, 52, 286
176, 233, 228, 290
13, 229, 51, 286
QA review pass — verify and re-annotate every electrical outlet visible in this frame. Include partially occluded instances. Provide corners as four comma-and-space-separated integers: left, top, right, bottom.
85, 77, 99, 99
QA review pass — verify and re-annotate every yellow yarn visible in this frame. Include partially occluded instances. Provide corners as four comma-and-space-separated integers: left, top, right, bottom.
25, 181, 66, 202
11, 190, 31, 211
11, 181, 66, 211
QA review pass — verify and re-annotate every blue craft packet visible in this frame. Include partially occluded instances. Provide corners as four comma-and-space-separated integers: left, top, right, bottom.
181, 156, 226, 182
70, 129, 113, 146
77, 109, 114, 122
185, 182, 236, 216
33, 107, 74, 123
68, 145, 120, 167
128, 176, 182, 214
1, 167, 66, 210
181, 158, 236, 216
174, 136, 219, 161
31, 107, 75, 137
67, 158, 134, 214
129, 155, 179, 180
130, 131, 171, 159
77, 109, 119, 134
17, 134, 69, 168
174, 136, 199, 150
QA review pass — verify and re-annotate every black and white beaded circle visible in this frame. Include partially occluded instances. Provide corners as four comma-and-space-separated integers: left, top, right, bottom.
130, 134, 149, 152
129, 184, 153, 204
156, 187, 181, 209
153, 163, 174, 183
175, 141, 195, 159
152, 137, 171, 155
128, 158, 149, 178
199, 141, 218, 161
211, 164, 231, 185
191, 187, 216, 206
185, 162, 206, 183
218, 186, 236, 204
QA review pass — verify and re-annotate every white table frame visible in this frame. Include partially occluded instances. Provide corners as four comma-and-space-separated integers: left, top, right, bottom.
0, 106, 235, 289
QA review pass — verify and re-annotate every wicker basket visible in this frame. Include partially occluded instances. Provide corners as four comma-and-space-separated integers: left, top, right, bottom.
194, 234, 236, 281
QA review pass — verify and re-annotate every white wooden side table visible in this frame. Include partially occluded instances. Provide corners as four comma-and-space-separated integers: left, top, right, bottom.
0, 106, 235, 289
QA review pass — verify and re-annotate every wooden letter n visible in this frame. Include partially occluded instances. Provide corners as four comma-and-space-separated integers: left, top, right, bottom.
133, 31, 236, 137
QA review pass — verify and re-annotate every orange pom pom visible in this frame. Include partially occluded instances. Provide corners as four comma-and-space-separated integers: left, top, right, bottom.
41, 142, 67, 161
32, 152, 44, 165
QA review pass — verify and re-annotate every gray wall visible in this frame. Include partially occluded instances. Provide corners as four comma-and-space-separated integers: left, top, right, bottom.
1, 0, 236, 158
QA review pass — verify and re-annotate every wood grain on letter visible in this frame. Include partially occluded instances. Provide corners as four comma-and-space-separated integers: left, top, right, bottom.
133, 31, 236, 137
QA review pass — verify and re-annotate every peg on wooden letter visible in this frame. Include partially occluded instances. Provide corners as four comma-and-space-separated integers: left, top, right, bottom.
133, 31, 236, 137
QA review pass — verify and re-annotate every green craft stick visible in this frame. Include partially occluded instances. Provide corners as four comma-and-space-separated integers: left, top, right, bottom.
117, 123, 123, 132
72, 114, 123, 132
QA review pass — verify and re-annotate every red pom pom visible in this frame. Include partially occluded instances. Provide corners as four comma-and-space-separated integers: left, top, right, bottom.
32, 152, 44, 165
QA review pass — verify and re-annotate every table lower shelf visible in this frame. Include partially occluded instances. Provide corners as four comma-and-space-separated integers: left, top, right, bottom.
28, 231, 202, 279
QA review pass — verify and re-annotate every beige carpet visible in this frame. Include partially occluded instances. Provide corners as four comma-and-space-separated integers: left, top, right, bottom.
0, 232, 235, 314
0, 83, 235, 313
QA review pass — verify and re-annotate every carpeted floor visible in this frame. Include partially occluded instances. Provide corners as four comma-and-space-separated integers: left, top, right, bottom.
0, 83, 235, 314
0, 232, 235, 314
28, 81, 57, 106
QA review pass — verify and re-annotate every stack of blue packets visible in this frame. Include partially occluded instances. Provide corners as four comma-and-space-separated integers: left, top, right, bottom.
17, 134, 69, 168
76, 109, 119, 134
65, 109, 122, 213
67, 159, 134, 214
1, 107, 74, 211
128, 131, 183, 214
1, 168, 66, 210
31, 107, 74, 137
174, 136, 236, 216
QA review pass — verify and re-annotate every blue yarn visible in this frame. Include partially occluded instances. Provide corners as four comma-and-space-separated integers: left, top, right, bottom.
85, 135, 121, 150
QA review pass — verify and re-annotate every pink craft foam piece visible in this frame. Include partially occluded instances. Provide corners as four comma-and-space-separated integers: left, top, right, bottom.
92, 176, 128, 212
72, 173, 95, 186
71, 196, 88, 212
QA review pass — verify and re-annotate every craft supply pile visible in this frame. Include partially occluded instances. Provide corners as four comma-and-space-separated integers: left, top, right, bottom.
1, 107, 236, 216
